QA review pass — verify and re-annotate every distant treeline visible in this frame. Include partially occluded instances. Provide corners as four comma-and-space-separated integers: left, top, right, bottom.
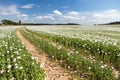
105, 21, 120, 25
0, 19, 80, 25
95, 21, 120, 25
22, 23, 80, 25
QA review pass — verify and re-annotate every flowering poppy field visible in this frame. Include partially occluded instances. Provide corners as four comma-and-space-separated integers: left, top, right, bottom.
0, 27, 45, 80
0, 25, 120, 80
22, 25, 120, 80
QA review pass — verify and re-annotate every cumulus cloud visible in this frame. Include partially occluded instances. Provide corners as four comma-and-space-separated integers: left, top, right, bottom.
21, 4, 35, 9
36, 16, 43, 19
68, 11, 79, 16
36, 15, 55, 20
93, 9, 120, 19
63, 11, 85, 21
17, 14, 29, 17
43, 15, 55, 20
0, 5, 20, 15
88, 9, 120, 24
63, 15, 85, 20
53, 10, 62, 16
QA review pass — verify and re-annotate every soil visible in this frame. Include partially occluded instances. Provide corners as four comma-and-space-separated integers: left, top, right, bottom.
16, 30, 77, 80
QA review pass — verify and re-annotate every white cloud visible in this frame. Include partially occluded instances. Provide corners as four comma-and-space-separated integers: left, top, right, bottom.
63, 16, 76, 20
53, 10, 62, 16
88, 9, 120, 24
68, 11, 79, 16
0, 5, 20, 15
21, 4, 35, 9
62, 11, 85, 21
36, 16, 43, 19
93, 14, 105, 18
63, 15, 85, 20
17, 14, 29, 17
36, 15, 55, 20
93, 9, 120, 19
43, 15, 55, 20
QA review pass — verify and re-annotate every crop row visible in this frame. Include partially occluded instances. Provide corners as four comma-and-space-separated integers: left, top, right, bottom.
26, 29, 120, 69
20, 29, 116, 80
0, 29, 45, 80
26, 25, 120, 47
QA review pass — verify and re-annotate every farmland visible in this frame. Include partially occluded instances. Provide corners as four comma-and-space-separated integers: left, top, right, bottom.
0, 25, 120, 80
0, 27, 44, 80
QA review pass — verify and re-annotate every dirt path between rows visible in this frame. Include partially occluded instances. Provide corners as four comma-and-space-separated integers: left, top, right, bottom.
16, 30, 77, 80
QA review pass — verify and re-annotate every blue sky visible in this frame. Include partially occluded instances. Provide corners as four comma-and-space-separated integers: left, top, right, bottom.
0, 0, 120, 24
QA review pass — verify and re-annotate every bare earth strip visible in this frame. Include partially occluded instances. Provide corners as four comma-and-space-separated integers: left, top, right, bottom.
16, 30, 77, 80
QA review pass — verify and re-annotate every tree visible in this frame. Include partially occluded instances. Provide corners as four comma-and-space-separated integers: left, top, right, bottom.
1, 19, 19, 25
